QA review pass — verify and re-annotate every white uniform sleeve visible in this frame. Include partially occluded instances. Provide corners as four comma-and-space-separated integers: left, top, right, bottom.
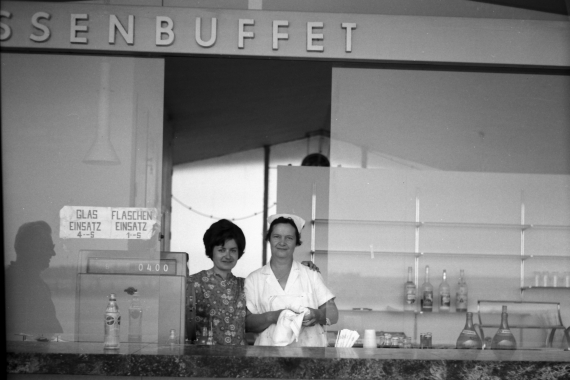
244, 273, 259, 314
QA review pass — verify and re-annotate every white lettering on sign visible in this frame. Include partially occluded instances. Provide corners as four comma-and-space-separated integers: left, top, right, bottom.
195, 17, 217, 48
70, 14, 89, 44
60, 206, 159, 240
30, 12, 51, 43
1, 4, 359, 55
0, 10, 12, 41
342, 22, 356, 52
156, 16, 174, 46
109, 14, 134, 45
238, 19, 254, 49
307, 21, 324, 52
272, 20, 288, 50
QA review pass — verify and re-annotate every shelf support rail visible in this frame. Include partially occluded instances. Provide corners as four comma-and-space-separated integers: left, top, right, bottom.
520, 190, 525, 292
311, 182, 316, 263
414, 190, 420, 287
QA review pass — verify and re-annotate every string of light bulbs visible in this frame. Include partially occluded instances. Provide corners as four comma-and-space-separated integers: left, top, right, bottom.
172, 195, 276, 221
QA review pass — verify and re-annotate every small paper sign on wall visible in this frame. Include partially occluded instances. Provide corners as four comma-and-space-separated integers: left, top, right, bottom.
60, 206, 159, 240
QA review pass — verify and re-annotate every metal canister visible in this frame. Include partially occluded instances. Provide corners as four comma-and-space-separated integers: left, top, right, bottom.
426, 332, 432, 348
420, 333, 426, 349
391, 337, 399, 347
377, 335, 385, 347
383, 333, 392, 347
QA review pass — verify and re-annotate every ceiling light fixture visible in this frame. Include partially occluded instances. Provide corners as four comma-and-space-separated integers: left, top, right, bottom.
83, 60, 120, 165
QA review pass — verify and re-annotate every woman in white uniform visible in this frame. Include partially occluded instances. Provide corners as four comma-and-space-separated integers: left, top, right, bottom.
245, 214, 338, 346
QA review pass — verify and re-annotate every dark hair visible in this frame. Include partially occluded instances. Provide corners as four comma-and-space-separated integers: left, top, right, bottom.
203, 219, 246, 259
301, 153, 330, 167
265, 217, 302, 246
14, 221, 52, 254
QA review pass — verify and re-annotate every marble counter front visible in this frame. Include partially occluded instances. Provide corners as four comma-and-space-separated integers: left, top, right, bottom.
6, 341, 570, 379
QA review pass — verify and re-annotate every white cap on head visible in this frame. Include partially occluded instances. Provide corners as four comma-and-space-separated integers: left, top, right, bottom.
267, 214, 305, 234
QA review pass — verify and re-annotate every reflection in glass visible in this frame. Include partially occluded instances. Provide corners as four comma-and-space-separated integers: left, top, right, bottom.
5, 221, 63, 338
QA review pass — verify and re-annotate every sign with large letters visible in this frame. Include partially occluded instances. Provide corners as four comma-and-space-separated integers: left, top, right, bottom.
1, 1, 569, 66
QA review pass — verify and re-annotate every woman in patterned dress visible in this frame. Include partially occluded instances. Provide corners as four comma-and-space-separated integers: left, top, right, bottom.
186, 219, 248, 345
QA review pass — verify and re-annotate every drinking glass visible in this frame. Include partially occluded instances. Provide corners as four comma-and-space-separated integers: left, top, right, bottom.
533, 271, 541, 287
552, 272, 559, 287
542, 271, 549, 287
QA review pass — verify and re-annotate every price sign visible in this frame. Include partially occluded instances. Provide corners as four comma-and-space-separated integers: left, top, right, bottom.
87, 258, 177, 275
59, 206, 111, 239
59, 206, 158, 240
110, 208, 157, 240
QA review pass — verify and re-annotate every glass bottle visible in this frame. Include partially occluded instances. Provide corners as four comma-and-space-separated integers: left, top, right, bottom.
206, 319, 214, 345
421, 266, 433, 312
456, 312, 482, 349
128, 291, 142, 343
455, 269, 468, 312
439, 269, 450, 312
491, 305, 517, 350
168, 329, 178, 345
404, 266, 417, 311
104, 293, 121, 349
198, 325, 208, 345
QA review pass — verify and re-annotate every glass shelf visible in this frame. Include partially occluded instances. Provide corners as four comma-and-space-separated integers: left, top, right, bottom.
315, 219, 418, 227
526, 224, 570, 230
339, 309, 417, 314
521, 286, 570, 290
314, 250, 529, 259
524, 254, 570, 260
339, 309, 468, 315
314, 249, 417, 257
315, 218, 570, 231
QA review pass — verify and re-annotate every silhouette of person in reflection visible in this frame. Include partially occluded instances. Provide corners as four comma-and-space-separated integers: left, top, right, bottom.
5, 221, 63, 337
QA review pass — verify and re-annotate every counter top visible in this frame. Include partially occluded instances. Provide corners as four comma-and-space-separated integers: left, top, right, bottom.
6, 341, 570, 379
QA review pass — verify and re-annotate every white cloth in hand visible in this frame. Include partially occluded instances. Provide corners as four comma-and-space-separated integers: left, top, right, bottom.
259, 295, 310, 346
272, 308, 309, 346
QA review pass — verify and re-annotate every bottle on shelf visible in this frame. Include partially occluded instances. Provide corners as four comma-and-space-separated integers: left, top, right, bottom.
104, 293, 121, 350
128, 290, 142, 343
456, 312, 482, 349
404, 266, 417, 312
455, 269, 468, 312
168, 329, 178, 345
491, 305, 517, 350
206, 319, 214, 345
439, 269, 451, 312
421, 265, 433, 312
198, 325, 208, 345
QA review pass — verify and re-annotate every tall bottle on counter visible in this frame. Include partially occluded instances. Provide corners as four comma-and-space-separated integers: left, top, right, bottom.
404, 266, 417, 312
421, 265, 433, 312
456, 269, 468, 312
128, 290, 142, 343
491, 306, 517, 350
438, 269, 451, 312
104, 293, 121, 349
456, 312, 482, 349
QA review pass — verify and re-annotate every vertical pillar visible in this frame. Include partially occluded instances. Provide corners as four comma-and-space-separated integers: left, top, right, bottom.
262, 145, 270, 265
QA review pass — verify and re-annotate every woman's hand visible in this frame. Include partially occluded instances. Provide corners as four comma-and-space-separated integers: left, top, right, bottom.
301, 261, 320, 273
302, 307, 321, 326
246, 308, 284, 333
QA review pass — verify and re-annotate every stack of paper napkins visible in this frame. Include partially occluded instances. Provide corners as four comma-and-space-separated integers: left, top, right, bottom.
335, 329, 360, 348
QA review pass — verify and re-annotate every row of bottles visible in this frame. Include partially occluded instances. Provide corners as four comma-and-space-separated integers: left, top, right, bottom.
105, 291, 142, 349
103, 291, 178, 349
403, 266, 468, 312
456, 307, 517, 350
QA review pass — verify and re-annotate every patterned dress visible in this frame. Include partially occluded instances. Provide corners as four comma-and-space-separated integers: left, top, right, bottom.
186, 269, 247, 345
